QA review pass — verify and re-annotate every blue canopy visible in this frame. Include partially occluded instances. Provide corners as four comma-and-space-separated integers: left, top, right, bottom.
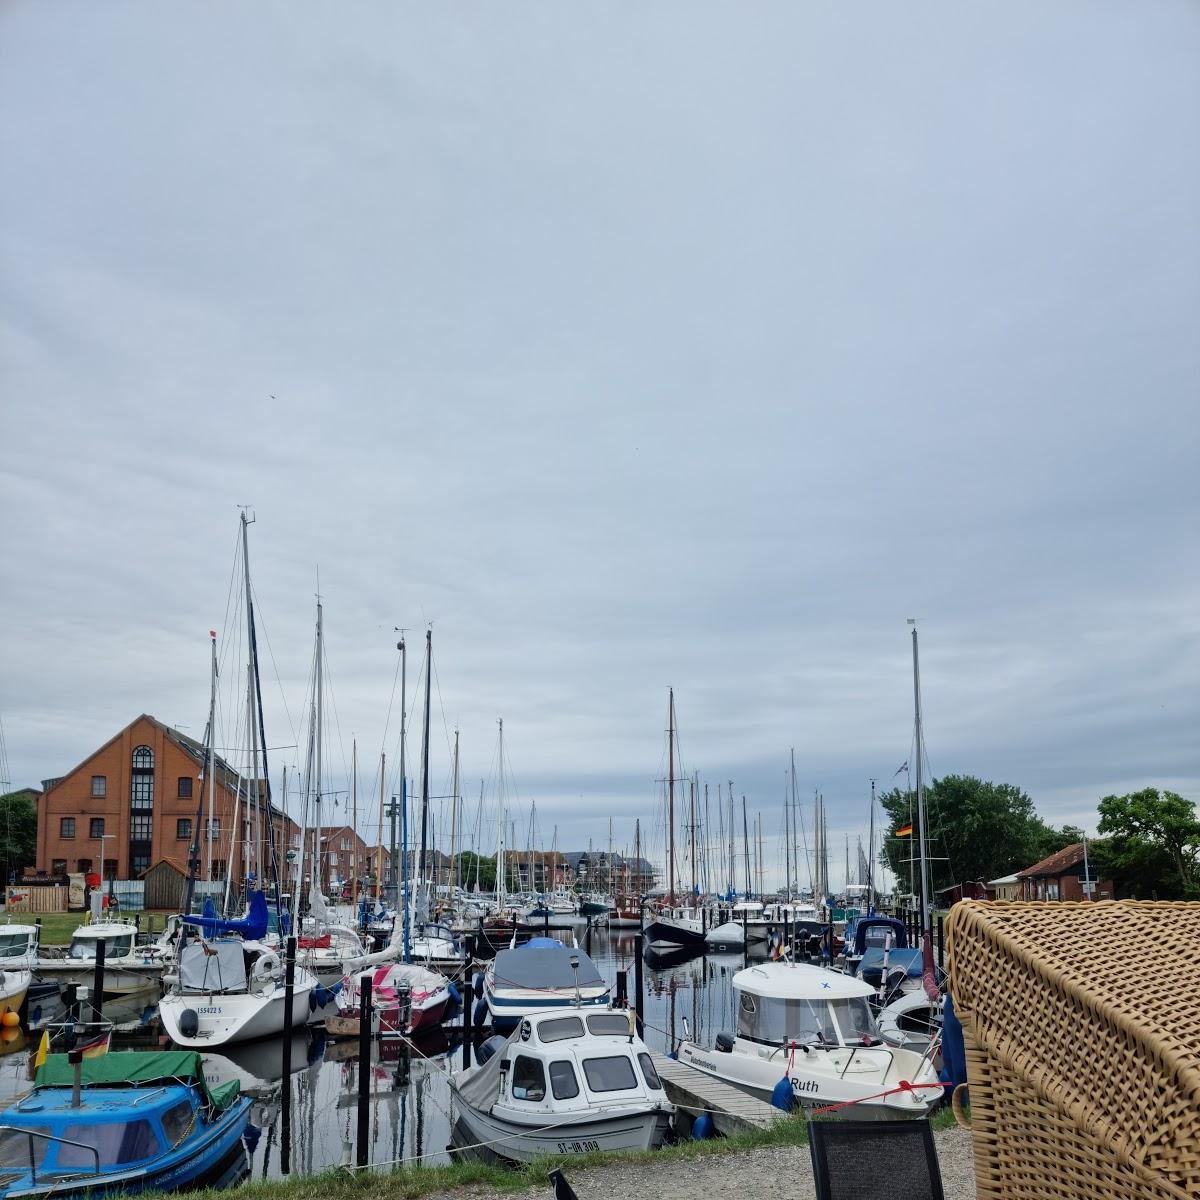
182, 887, 269, 940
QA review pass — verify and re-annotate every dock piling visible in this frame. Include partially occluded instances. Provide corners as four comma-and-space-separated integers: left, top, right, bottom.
281, 934, 295, 1176
91, 937, 105, 1024
356, 973, 372, 1167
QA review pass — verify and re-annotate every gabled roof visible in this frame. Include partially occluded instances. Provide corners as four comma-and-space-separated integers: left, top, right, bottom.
987, 873, 1021, 887
1018, 843, 1086, 878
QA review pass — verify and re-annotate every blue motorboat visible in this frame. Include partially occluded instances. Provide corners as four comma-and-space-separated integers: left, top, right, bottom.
0, 1050, 252, 1198
483, 939, 609, 1030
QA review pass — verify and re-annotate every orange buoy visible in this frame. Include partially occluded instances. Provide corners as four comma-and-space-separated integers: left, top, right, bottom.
0, 1011, 20, 1029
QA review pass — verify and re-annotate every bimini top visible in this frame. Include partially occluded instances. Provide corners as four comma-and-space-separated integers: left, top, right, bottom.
732, 962, 875, 1001
34, 1050, 240, 1112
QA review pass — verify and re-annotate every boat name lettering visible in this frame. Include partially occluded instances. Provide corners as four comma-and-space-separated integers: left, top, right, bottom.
556, 1139, 600, 1154
791, 1077, 819, 1094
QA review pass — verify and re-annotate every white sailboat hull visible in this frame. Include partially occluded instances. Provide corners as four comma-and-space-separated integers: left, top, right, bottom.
160, 974, 317, 1048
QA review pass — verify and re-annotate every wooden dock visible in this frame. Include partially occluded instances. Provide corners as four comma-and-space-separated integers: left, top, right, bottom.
649, 1052, 786, 1137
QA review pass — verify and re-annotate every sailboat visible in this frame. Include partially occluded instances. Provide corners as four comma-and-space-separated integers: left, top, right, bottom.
643, 690, 706, 952
159, 514, 317, 1048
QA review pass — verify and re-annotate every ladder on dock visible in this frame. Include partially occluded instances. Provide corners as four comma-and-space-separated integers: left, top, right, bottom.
649, 1052, 787, 1137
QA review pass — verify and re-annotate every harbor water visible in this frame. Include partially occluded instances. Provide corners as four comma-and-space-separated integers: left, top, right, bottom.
0, 928, 753, 1181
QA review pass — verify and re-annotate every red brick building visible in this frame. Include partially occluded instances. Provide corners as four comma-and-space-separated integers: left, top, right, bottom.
38, 714, 297, 885
1017, 842, 1114, 901
303, 824, 373, 893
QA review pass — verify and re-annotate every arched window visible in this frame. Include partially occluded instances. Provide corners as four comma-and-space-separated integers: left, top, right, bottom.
129, 745, 155, 877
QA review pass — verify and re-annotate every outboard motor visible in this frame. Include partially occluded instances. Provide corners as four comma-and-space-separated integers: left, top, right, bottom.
475, 1034, 508, 1065
715, 1031, 735, 1053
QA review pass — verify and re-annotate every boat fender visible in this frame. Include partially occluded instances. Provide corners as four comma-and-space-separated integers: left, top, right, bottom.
473, 998, 489, 1028
447, 981, 462, 1007
242, 1123, 262, 1154
310, 981, 343, 1010
691, 1112, 715, 1140
771, 1076, 796, 1112
178, 1008, 200, 1038
473, 972, 485, 1000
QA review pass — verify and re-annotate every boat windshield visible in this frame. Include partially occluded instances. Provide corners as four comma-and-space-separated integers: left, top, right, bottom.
0, 933, 31, 958
69, 935, 133, 960
56, 1119, 162, 1167
737, 992, 880, 1045
0, 1125, 52, 1169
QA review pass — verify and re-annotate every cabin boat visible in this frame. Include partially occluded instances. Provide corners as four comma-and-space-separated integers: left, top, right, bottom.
605, 898, 641, 929
643, 906, 705, 951
484, 940, 609, 1030
676, 962, 941, 1121
0, 1050, 251, 1197
475, 915, 537, 959
407, 923, 467, 978
295, 924, 371, 984
0, 929, 35, 1020
35, 925, 166, 995
451, 1008, 673, 1162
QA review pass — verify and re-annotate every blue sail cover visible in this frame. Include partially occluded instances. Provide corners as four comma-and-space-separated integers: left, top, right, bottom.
182, 887, 269, 940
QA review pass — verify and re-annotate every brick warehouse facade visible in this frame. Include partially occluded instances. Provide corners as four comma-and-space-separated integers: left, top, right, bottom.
38, 713, 297, 886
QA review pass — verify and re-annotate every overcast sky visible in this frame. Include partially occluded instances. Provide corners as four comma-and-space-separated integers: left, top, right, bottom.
2, 2, 1196, 889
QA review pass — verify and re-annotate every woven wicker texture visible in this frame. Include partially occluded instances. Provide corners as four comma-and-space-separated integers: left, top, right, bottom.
946, 901, 1200, 1200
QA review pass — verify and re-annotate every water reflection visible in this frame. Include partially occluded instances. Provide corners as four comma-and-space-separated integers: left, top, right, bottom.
0, 929, 747, 1179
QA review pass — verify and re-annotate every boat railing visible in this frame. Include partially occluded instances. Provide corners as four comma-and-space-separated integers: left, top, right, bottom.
4, 1126, 101, 1183
835, 1044, 897, 1080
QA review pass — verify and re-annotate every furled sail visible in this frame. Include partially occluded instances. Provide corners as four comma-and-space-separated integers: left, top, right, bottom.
182, 887, 269, 940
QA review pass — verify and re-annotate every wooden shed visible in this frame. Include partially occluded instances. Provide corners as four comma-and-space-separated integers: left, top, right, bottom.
947, 900, 1200, 1200
140, 857, 188, 911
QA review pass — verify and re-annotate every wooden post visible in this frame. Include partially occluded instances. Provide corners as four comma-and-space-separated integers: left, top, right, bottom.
356, 974, 372, 1167
91, 937, 105, 1024
281, 934, 295, 1175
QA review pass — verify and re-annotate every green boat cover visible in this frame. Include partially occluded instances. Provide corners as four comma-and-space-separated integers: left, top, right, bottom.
35, 1051, 241, 1112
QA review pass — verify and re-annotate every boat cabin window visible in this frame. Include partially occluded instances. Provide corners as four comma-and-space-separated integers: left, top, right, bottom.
538, 1016, 584, 1043
829, 997, 877, 1041
511, 1055, 546, 1101
586, 1013, 630, 1037
549, 1060, 580, 1100
582, 1055, 638, 1093
637, 1052, 662, 1090
58, 1119, 161, 1167
69, 935, 133, 960
0, 933, 30, 958
161, 1099, 195, 1146
0, 1125, 52, 1168
737, 994, 836, 1044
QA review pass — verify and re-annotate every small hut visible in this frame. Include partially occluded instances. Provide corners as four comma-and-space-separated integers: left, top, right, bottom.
140, 857, 188, 911
947, 900, 1200, 1200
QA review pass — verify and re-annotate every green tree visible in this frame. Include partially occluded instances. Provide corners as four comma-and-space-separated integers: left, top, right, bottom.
454, 852, 498, 892
0, 791, 38, 881
879, 775, 1053, 894
1096, 788, 1200, 899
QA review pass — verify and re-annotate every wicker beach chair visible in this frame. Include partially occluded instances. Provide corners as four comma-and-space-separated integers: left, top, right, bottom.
808, 1118, 944, 1200
946, 900, 1200, 1200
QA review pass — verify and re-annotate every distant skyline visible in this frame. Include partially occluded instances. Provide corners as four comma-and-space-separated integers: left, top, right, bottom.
1, 1, 1196, 890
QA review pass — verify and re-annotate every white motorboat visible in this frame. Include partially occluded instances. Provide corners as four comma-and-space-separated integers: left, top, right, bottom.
408, 921, 468, 978
484, 940, 609, 1030
704, 920, 745, 949
878, 988, 942, 1060
35, 922, 167, 994
160, 936, 318, 1047
0, 924, 38, 1017
676, 962, 941, 1121
451, 1008, 674, 1162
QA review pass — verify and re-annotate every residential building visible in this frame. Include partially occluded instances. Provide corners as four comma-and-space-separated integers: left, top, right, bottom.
37, 714, 297, 884
303, 824, 373, 893
1017, 843, 1113, 901
986, 873, 1021, 901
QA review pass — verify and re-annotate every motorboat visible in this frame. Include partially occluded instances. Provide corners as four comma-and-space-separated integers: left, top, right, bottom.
877, 989, 942, 1060
524, 895, 579, 929
675, 962, 941, 1121
295, 923, 372, 984
34, 924, 166, 995
484, 940, 608, 1031
643, 906, 705, 951
408, 922, 468, 978
0, 928, 34, 1020
704, 920, 744, 950
451, 1008, 674, 1162
338, 961, 455, 1038
0, 1050, 251, 1197
475, 914, 537, 959
605, 898, 641, 929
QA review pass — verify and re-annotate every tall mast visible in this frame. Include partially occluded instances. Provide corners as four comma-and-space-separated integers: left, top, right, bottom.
313, 598, 323, 900
634, 818, 641, 896
351, 738, 358, 911
783, 768, 791, 901
742, 796, 750, 897
910, 622, 933, 940
395, 637, 406, 903
376, 751, 385, 902
688, 775, 696, 899
239, 511, 260, 891
496, 718, 506, 908
667, 689, 676, 903
867, 778, 876, 910
449, 728, 460, 897
727, 782, 735, 895
205, 632, 217, 886
703, 782, 711, 897
418, 628, 432, 922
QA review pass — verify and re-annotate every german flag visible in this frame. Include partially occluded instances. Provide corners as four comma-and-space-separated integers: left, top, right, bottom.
894, 823, 913, 838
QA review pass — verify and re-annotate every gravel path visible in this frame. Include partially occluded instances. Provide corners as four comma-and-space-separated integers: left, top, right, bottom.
430, 1127, 975, 1200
